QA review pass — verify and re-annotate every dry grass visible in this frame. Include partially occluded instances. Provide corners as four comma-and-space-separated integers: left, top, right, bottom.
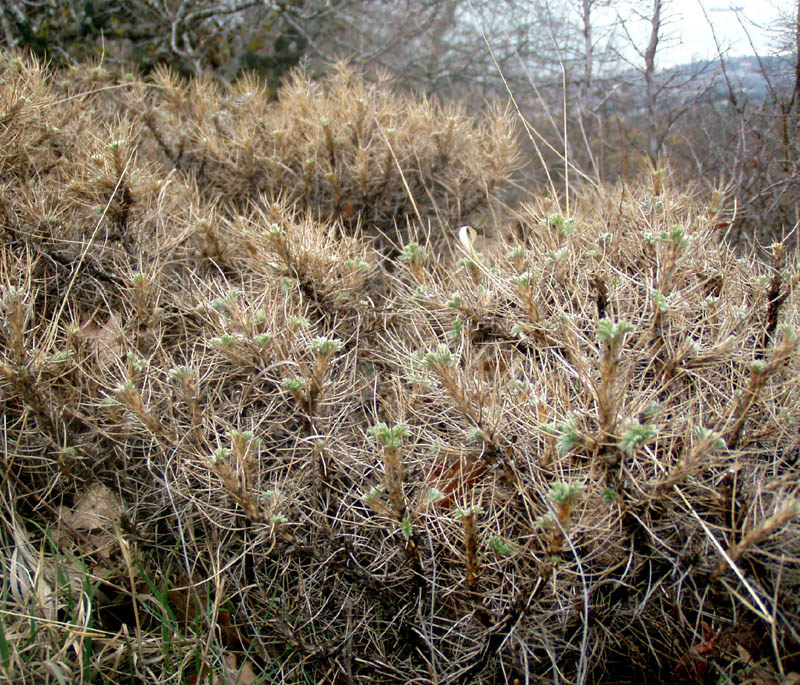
1, 52, 799, 683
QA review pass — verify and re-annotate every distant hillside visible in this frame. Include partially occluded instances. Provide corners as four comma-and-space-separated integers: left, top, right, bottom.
669, 54, 796, 100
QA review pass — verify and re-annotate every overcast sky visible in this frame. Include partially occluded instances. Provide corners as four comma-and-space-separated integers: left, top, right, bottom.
650, 0, 789, 66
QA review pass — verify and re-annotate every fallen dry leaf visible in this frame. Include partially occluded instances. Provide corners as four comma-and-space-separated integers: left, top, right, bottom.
222, 653, 257, 685
57, 482, 123, 559
189, 654, 257, 685
67, 482, 122, 530
81, 312, 124, 365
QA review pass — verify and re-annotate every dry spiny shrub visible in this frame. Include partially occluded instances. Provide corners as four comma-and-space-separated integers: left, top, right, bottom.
137, 63, 520, 250
1, 52, 799, 683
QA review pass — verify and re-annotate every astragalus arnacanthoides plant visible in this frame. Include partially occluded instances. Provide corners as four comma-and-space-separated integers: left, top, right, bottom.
3, 53, 800, 685
383, 177, 800, 678
367, 422, 423, 565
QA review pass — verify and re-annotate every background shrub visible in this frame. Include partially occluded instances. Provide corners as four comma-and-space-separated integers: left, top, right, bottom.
136, 64, 519, 252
